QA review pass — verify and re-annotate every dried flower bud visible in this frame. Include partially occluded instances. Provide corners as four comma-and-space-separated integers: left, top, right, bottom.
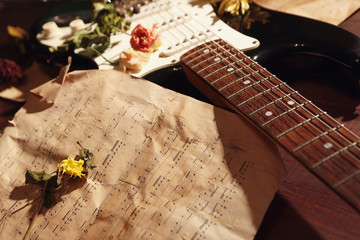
130, 24, 161, 53
0, 58, 23, 85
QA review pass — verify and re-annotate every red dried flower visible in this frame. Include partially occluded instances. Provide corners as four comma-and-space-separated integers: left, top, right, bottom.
130, 24, 161, 53
0, 58, 23, 85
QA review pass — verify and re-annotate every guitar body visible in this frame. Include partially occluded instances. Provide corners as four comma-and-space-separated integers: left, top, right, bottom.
30, 0, 259, 76
29, 1, 360, 239
144, 5, 360, 240
243, 6, 360, 93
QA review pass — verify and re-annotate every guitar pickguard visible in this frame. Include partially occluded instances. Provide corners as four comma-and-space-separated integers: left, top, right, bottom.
36, 0, 259, 77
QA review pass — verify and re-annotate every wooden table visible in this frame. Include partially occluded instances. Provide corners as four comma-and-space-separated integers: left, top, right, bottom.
0, 1, 359, 239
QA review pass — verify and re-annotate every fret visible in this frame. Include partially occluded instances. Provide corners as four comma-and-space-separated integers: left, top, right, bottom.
261, 101, 310, 127
276, 112, 326, 139
236, 83, 285, 107
197, 57, 228, 77
211, 59, 259, 89
338, 127, 360, 143
196, 55, 222, 74
183, 42, 217, 65
217, 70, 258, 90
219, 69, 267, 90
179, 40, 360, 211
188, 52, 222, 74
249, 92, 296, 116
203, 57, 244, 80
292, 124, 345, 153
202, 61, 230, 79
195, 49, 233, 74
333, 170, 360, 188
181, 47, 203, 64
292, 104, 345, 142
210, 63, 255, 86
224, 74, 273, 99
309, 143, 360, 187
193, 53, 219, 71
301, 102, 344, 131
312, 141, 360, 169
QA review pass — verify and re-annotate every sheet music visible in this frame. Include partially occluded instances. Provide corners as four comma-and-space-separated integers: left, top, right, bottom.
254, 0, 360, 25
0, 68, 285, 239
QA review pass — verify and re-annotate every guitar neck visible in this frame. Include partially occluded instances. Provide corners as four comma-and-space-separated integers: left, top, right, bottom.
180, 39, 360, 212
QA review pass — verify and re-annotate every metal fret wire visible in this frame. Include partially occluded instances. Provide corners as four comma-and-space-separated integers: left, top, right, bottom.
236, 57, 360, 168
276, 112, 326, 138
184, 41, 360, 170
221, 70, 268, 97
313, 141, 360, 168
293, 125, 344, 153
202, 56, 238, 78
189, 41, 239, 71
333, 169, 360, 188
250, 92, 296, 116
261, 102, 311, 127
237, 83, 286, 107
218, 67, 259, 91
161, 3, 360, 176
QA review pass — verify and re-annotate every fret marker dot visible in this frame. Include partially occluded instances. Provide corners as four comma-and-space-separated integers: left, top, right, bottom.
324, 143, 333, 149
214, 57, 220, 61
203, 49, 209, 54
287, 100, 295, 105
227, 67, 234, 72
244, 80, 251, 85
265, 111, 273, 117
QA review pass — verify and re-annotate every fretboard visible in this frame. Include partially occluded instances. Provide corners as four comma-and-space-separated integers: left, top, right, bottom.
180, 39, 360, 212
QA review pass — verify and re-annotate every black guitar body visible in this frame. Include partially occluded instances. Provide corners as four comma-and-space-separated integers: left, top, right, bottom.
146, 5, 360, 124
242, 5, 360, 93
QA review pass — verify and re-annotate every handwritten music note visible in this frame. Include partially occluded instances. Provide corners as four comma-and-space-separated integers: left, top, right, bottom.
0, 69, 285, 239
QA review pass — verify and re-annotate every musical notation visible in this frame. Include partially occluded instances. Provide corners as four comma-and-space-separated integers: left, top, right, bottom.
0, 69, 284, 239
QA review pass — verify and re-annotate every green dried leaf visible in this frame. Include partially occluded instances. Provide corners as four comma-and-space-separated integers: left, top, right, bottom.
26, 170, 51, 183
79, 148, 96, 169
48, 1, 133, 66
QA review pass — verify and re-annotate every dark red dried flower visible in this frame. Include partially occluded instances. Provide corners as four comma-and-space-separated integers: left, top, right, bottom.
130, 24, 160, 52
0, 58, 23, 85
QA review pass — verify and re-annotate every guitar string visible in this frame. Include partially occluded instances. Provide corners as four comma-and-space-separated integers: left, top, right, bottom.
137, 1, 324, 147
183, 41, 334, 135
183, 41, 332, 141
168, 7, 358, 154
174, 25, 326, 142
149, 6, 211, 56
181, 39, 360, 174
207, 42, 360, 187
209, 41, 360, 164
222, 42, 360, 171
144, 2, 360, 181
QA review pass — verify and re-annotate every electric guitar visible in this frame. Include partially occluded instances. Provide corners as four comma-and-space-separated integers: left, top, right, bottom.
32, 0, 360, 215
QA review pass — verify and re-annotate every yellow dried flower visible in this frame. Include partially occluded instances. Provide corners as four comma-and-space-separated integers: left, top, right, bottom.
213, 0, 251, 16
58, 157, 85, 178
7, 25, 28, 39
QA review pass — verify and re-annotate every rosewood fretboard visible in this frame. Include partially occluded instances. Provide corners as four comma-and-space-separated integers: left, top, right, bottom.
180, 39, 360, 212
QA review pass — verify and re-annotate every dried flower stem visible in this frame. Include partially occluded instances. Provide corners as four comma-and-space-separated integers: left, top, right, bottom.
89, 47, 117, 65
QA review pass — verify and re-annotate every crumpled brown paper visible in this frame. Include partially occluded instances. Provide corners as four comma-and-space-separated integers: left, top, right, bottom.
0, 66, 285, 239
254, 0, 360, 25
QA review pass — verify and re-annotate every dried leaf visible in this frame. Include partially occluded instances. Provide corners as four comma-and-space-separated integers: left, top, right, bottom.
25, 170, 51, 183
79, 148, 96, 169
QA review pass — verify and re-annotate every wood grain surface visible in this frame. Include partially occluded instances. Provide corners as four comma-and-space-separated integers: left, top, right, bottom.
0, 1, 359, 239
